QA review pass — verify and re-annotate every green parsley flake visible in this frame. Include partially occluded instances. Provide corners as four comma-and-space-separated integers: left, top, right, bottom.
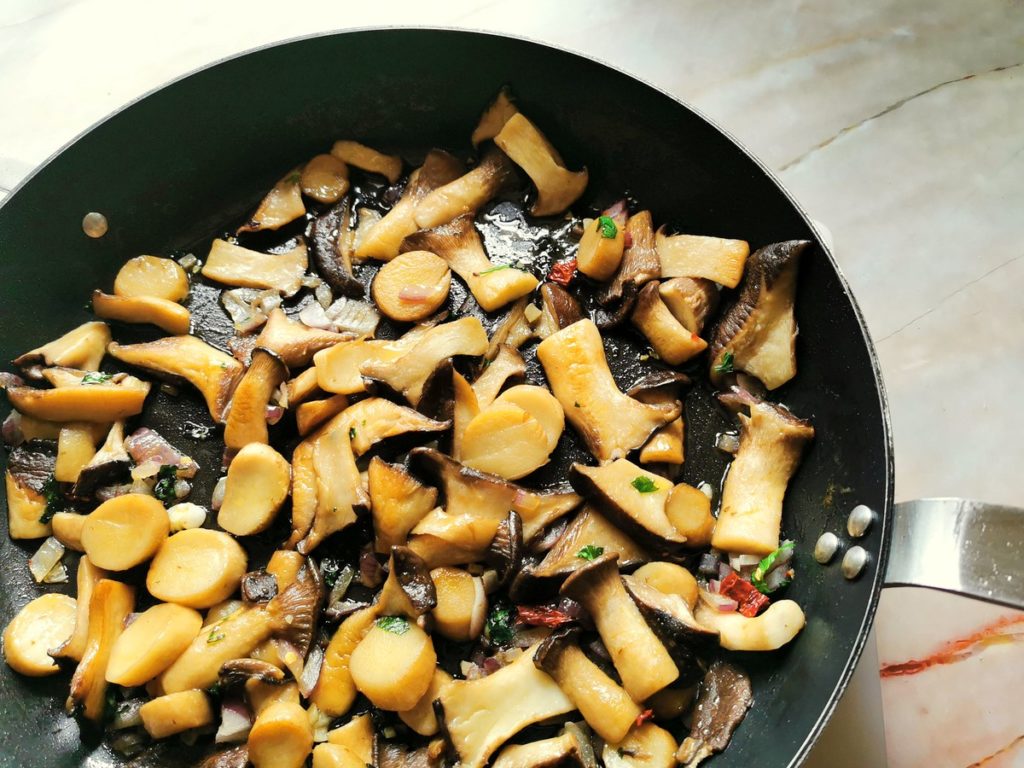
484, 603, 515, 646
376, 616, 410, 635
576, 544, 604, 561
597, 215, 618, 239
207, 630, 226, 644
153, 464, 179, 504
477, 264, 511, 275
39, 476, 64, 524
714, 351, 735, 375
81, 371, 112, 385
630, 476, 658, 493
286, 170, 302, 184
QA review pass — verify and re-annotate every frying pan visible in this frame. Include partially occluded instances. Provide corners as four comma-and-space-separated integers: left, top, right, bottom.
0, 28, 1020, 768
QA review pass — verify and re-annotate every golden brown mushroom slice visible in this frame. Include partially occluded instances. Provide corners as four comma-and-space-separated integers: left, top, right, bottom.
532, 282, 584, 341
494, 113, 588, 217
6, 595, 86, 676
412, 148, 516, 230
301, 153, 350, 203
711, 400, 814, 555
536, 319, 680, 462
295, 394, 348, 437
297, 425, 368, 554
315, 397, 449, 456
6, 374, 150, 424
639, 418, 684, 466
5, 465, 51, 540
90, 291, 191, 335
238, 167, 306, 234
576, 204, 628, 282
313, 323, 433, 395
13, 321, 111, 374
330, 140, 403, 184
604, 723, 679, 768
598, 211, 661, 318
491, 731, 583, 768
202, 239, 308, 297
437, 644, 575, 768
255, 308, 351, 368
631, 282, 708, 366
224, 348, 289, 450
71, 420, 130, 498
708, 240, 810, 390
50, 556, 107, 663
402, 215, 538, 312
694, 593, 806, 651
54, 421, 107, 483
471, 344, 526, 408
369, 457, 439, 553
471, 86, 519, 147
658, 277, 719, 335
371, 250, 452, 323
451, 369, 479, 462
487, 297, 539, 357
114, 256, 190, 302
108, 335, 242, 422
656, 228, 750, 289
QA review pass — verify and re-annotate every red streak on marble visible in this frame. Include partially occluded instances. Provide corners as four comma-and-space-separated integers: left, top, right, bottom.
965, 733, 1024, 767
879, 614, 1024, 679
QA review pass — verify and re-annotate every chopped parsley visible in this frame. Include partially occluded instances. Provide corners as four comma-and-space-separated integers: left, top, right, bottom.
714, 351, 735, 375
597, 215, 618, 239
207, 630, 226, 644
321, 558, 343, 588
285, 170, 303, 184
751, 540, 796, 595
376, 616, 410, 635
484, 603, 515, 646
152, 464, 179, 504
81, 371, 112, 385
630, 476, 658, 493
477, 264, 511, 275
39, 476, 64, 524
576, 544, 604, 561
348, 426, 356, 440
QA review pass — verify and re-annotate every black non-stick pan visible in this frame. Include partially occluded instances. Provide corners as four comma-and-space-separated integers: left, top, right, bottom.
1, 28, 1020, 768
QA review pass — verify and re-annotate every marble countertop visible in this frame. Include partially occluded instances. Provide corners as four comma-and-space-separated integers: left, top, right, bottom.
1, 1, 1021, 766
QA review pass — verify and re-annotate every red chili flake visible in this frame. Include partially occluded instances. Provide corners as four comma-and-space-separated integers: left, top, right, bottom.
515, 604, 574, 628
547, 259, 577, 286
623, 231, 633, 248
720, 572, 770, 617
634, 709, 655, 727
691, 332, 701, 343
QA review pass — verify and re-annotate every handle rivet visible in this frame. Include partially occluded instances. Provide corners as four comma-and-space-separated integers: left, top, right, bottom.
847, 504, 874, 537
814, 532, 839, 564
82, 212, 108, 238
842, 546, 868, 579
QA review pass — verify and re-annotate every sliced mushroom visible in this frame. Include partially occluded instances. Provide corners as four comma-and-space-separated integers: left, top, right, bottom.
355, 149, 464, 261
309, 197, 362, 298
255, 308, 351, 368
114, 256, 190, 302
399, 667, 453, 737
284, 440, 316, 549
633, 562, 699, 610
372, 250, 452, 323
314, 324, 433, 395
486, 297, 538, 358
694, 594, 805, 651
492, 731, 582, 768
108, 335, 242, 422
675, 661, 752, 768
597, 211, 660, 320
13, 321, 111, 373
658, 278, 719, 335
438, 643, 575, 768
485, 511, 523, 591
50, 511, 86, 551
316, 397, 449, 455
219, 657, 287, 687
534, 629, 642, 743
223, 348, 289, 449
412, 148, 516, 230
570, 460, 684, 554
200, 746, 250, 768
708, 240, 809, 390
72, 421, 130, 498
295, 394, 349, 437
603, 722, 678, 768
712, 401, 813, 555
472, 345, 527, 408
537, 320, 680, 462
452, 369, 479, 461
533, 282, 583, 340
639, 418, 684, 466
656, 228, 749, 289
91, 291, 191, 335
493, 113, 587, 217
402, 215, 539, 312
301, 153, 350, 203
238, 168, 306, 233
297, 426, 367, 554
50, 556, 107, 662
286, 366, 322, 405
240, 571, 280, 604
369, 457, 439, 553
460, 401, 552, 480
430, 566, 487, 642
665, 483, 715, 548
325, 712, 375, 763
576, 205, 628, 282
471, 86, 519, 147
631, 282, 708, 365
218, 443, 292, 536
361, 317, 488, 406
331, 140, 402, 183
560, 554, 679, 702
6, 375, 150, 424
5, 465, 52, 540
54, 421, 105, 483
202, 239, 308, 297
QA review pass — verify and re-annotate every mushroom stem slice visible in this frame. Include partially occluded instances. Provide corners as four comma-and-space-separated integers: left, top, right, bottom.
533, 282, 583, 341
451, 370, 480, 462
494, 113, 587, 217
537, 319, 680, 463
238, 168, 306, 233
695, 594, 806, 652
711, 401, 814, 556
301, 154, 350, 203
313, 324, 433, 395
472, 344, 526, 408
675, 661, 753, 768
224, 348, 289, 450
412, 148, 516, 231
6, 377, 150, 424
656, 228, 750, 289
491, 732, 580, 768
72, 421, 130, 498
598, 211, 660, 315
315, 397, 450, 456
202, 239, 308, 297
658, 278, 719, 336
330, 140, 403, 184
604, 723, 678, 768
297, 425, 367, 554
471, 86, 519, 148
631, 282, 708, 366
639, 418, 684, 466
708, 240, 809, 390
13, 321, 111, 373
284, 440, 317, 549
91, 291, 191, 335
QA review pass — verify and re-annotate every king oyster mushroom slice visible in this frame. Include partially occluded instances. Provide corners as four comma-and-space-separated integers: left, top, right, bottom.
675, 661, 753, 768
655, 228, 750, 289
369, 457, 439, 554
471, 344, 526, 408
412, 147, 516, 231
709, 239, 810, 390
202, 238, 308, 298
6, 374, 151, 425
124, 426, 199, 479
484, 510, 523, 591
597, 211, 660, 323
471, 86, 519, 148
536, 319, 680, 463
224, 347, 289, 450
107, 335, 242, 423
631, 281, 708, 366
604, 722, 679, 768
13, 321, 111, 375
560, 554, 679, 702
402, 215, 538, 313
711, 400, 814, 556
199, 746, 250, 768
484, 298, 537, 360
254, 308, 352, 368
330, 140, 403, 183
90, 290, 191, 335
296, 423, 368, 555
315, 397, 450, 456
300, 152, 350, 203
694, 590, 806, 652
532, 282, 584, 341
658, 277, 719, 336
237, 167, 306, 234
218, 657, 286, 687
72, 421, 130, 498
6, 439, 58, 540
437, 643, 575, 768
314, 325, 434, 396
491, 730, 587, 768
309, 197, 363, 298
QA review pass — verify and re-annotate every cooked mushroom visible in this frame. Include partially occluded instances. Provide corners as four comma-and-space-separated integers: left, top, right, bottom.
108, 335, 242, 422
378, 741, 446, 768
534, 629, 641, 743
314, 324, 433, 395
631, 282, 708, 365
361, 317, 488, 406
430, 566, 487, 642
537, 320, 680, 463
399, 667, 453, 737
123, 426, 199, 478
494, 113, 587, 217
301, 153, 350, 203
665, 483, 715, 548
240, 570, 280, 604
200, 746, 250, 768
66, 578, 135, 721
452, 369, 479, 461
297, 425, 368, 554
639, 418, 684, 466
372, 250, 452, 322
694, 594, 805, 651
114, 256, 190, 302
284, 440, 316, 549
569, 460, 685, 554
576, 205, 628, 281
237, 168, 306, 233
369, 457, 439, 553
460, 400, 553, 480
597, 211, 660, 321
355, 149, 464, 261
247, 689, 314, 767
351, 612, 438, 710
315, 397, 449, 456
438, 643, 575, 768
295, 394, 348, 436
286, 366, 322, 405
603, 722, 678, 768
4, 444, 55, 540
658, 278, 719, 335
492, 731, 583, 768
90, 290, 191, 335
223, 348, 289, 449
560, 554, 679, 701
402, 215, 539, 312
13, 321, 111, 373
632, 562, 699, 609
493, 385, 563, 452
331, 140, 402, 183
48, 556, 106, 662
532, 282, 583, 340
412, 148, 516, 230
472, 345, 527, 407
202, 239, 308, 297
219, 657, 287, 687
2, 593, 76, 676
485, 511, 523, 591
711, 401, 813, 555
486, 297, 538, 357
72, 421, 130, 497
708, 240, 809, 390
54, 421, 105, 483
218, 443, 292, 536
309, 198, 362, 298
50, 511, 86, 551
255, 308, 351, 368
471, 86, 519, 147
6, 374, 151, 424
325, 712, 375, 763
675, 661, 753, 768
656, 229, 749, 289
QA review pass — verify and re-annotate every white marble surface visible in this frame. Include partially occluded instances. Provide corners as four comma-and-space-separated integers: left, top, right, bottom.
1, 2, 1022, 766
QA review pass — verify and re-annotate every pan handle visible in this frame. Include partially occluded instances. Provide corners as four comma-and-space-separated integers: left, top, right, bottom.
886, 498, 1024, 611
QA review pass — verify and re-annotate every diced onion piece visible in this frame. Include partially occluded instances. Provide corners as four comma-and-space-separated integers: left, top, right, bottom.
28, 537, 65, 583
167, 502, 207, 532
215, 699, 253, 744
211, 476, 228, 511
701, 590, 738, 613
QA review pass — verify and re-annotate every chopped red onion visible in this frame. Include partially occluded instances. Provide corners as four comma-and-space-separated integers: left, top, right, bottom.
299, 644, 325, 698
708, 579, 721, 594
211, 476, 228, 511
703, 591, 739, 613
215, 699, 252, 743
265, 405, 285, 425
125, 427, 199, 478
358, 550, 385, 589
398, 285, 432, 302
0, 372, 25, 390
299, 302, 333, 330
718, 561, 735, 580
1, 411, 24, 446
315, 282, 333, 309
728, 553, 761, 573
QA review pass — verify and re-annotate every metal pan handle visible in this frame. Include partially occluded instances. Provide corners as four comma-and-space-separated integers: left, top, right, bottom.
886, 498, 1024, 610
